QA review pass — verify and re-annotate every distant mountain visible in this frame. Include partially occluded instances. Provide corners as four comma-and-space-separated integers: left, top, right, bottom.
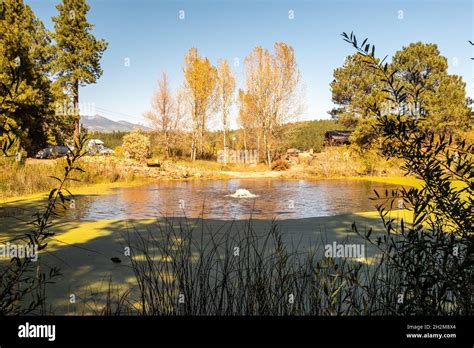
80, 115, 151, 133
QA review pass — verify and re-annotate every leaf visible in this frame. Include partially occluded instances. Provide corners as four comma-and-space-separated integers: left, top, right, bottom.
48, 176, 62, 183
48, 188, 58, 200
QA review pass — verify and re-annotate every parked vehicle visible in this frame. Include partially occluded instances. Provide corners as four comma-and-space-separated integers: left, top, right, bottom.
35, 146, 71, 159
87, 139, 114, 155
97, 147, 114, 155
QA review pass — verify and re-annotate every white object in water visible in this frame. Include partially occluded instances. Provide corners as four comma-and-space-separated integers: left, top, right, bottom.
228, 189, 258, 198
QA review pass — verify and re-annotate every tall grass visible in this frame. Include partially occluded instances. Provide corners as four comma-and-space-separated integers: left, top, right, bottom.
107, 217, 403, 316
171, 159, 269, 172
0, 156, 136, 200
94, 212, 468, 316
309, 146, 403, 177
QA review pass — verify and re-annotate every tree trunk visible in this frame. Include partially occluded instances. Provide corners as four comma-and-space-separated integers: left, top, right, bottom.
223, 114, 228, 164
266, 149, 271, 168
257, 134, 260, 164
191, 132, 196, 161
191, 106, 198, 161
164, 130, 170, 158
73, 80, 80, 145
242, 128, 247, 164
200, 114, 205, 158
263, 129, 271, 167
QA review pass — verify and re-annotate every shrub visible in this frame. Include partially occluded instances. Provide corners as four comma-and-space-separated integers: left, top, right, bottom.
344, 32, 473, 315
310, 145, 402, 177
271, 159, 290, 171
113, 145, 124, 158
349, 118, 381, 148
121, 130, 151, 162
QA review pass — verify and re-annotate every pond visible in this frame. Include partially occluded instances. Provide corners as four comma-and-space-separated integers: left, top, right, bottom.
65, 179, 400, 221
0, 178, 405, 315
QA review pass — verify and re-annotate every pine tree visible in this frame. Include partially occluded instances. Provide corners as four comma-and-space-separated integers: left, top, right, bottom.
0, 0, 56, 155
330, 53, 387, 128
391, 42, 471, 136
331, 43, 471, 145
51, 0, 107, 142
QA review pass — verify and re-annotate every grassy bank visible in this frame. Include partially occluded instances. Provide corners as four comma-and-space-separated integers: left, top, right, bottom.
0, 180, 157, 205
2, 206, 466, 315
0, 156, 147, 202
341, 176, 422, 188
0, 210, 408, 314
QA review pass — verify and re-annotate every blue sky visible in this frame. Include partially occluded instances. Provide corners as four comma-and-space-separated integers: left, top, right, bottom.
28, 0, 473, 127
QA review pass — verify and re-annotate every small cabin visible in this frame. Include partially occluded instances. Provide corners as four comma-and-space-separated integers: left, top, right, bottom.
324, 130, 353, 145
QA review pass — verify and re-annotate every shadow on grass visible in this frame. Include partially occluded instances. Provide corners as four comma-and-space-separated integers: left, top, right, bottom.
0, 199, 398, 314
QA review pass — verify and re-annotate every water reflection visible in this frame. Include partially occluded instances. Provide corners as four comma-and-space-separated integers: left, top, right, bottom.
68, 179, 399, 221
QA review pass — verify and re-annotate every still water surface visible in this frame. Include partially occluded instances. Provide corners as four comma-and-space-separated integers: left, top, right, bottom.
66, 179, 399, 221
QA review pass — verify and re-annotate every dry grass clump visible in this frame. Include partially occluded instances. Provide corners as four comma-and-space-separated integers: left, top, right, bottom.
0, 156, 136, 200
309, 146, 403, 177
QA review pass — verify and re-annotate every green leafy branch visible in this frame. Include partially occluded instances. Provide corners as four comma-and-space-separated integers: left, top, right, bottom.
342, 31, 473, 315
0, 131, 88, 314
